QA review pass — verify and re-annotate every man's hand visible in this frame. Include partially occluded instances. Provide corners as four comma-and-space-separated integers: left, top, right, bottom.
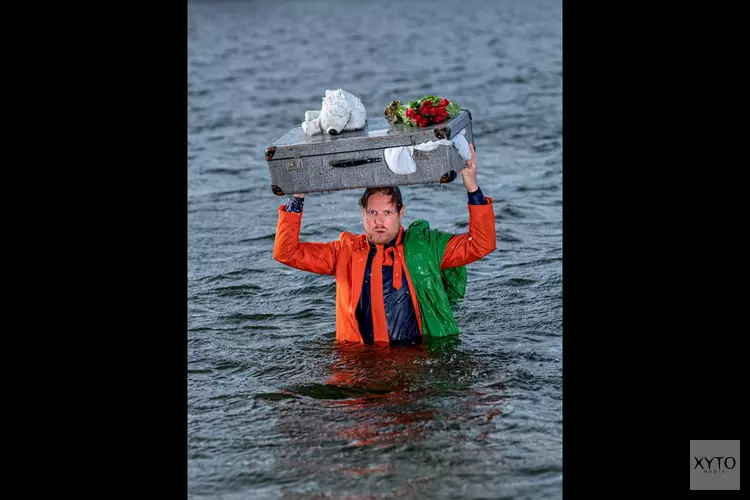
460, 142, 478, 192
292, 194, 305, 199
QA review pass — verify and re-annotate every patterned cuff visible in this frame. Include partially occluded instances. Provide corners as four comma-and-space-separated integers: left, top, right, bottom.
285, 196, 305, 213
467, 187, 487, 205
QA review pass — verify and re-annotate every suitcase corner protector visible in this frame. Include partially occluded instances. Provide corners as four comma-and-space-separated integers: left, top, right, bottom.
271, 185, 285, 196
434, 127, 451, 140
265, 145, 277, 161
440, 170, 458, 184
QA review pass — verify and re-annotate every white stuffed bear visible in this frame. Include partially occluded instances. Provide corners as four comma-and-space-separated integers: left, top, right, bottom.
302, 89, 367, 136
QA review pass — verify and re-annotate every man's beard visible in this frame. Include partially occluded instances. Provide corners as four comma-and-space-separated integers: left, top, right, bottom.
367, 228, 397, 245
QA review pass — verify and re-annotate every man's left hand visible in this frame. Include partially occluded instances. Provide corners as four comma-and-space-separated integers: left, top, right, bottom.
460, 142, 478, 192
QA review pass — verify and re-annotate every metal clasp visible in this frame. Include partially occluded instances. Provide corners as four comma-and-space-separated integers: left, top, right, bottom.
287, 150, 302, 170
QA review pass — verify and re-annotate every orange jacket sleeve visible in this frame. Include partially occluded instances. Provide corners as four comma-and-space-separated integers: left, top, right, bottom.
273, 206, 340, 275
441, 197, 497, 269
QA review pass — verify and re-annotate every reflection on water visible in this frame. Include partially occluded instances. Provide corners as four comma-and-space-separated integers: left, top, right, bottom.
322, 344, 443, 449
267, 341, 509, 492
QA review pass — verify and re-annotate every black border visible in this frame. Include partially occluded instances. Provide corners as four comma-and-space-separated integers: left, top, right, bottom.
56, 0, 189, 495
562, 1, 743, 495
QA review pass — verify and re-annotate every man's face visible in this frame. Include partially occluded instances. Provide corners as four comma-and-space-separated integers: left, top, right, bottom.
362, 193, 405, 245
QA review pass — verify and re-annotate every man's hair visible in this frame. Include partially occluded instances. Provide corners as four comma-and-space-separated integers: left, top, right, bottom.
359, 186, 403, 212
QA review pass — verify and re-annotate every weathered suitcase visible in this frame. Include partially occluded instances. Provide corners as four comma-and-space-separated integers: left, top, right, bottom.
264, 109, 474, 196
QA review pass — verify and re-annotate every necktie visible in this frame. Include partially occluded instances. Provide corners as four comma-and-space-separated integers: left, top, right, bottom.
383, 246, 402, 290
370, 245, 390, 343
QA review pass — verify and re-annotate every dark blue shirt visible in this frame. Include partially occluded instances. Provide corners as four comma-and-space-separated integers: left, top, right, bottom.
355, 238, 421, 346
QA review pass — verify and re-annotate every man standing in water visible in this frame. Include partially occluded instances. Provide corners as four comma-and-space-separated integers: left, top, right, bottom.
273, 143, 496, 346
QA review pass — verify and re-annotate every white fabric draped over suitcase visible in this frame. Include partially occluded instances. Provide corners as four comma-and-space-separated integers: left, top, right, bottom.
383, 128, 471, 174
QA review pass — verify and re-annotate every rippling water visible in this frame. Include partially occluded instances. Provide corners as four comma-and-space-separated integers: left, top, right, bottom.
188, 0, 562, 497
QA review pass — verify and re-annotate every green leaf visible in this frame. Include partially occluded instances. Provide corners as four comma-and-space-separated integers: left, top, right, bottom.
446, 102, 462, 116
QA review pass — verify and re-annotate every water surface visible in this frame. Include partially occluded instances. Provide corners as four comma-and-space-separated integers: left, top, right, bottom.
189, 0, 562, 497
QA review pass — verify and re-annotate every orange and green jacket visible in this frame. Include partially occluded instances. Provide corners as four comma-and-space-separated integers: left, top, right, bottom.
273, 196, 496, 344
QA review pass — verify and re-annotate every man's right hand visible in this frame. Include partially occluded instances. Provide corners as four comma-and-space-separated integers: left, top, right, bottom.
293, 194, 305, 199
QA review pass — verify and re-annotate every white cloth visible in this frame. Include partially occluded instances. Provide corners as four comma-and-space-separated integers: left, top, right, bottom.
383, 128, 471, 174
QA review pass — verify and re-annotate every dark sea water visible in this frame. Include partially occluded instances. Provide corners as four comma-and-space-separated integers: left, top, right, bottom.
188, 0, 562, 497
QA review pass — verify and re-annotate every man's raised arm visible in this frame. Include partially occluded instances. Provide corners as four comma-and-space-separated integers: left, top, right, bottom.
273, 194, 340, 275
441, 143, 497, 269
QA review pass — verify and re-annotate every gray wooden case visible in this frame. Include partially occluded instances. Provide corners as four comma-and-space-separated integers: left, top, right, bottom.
264, 109, 474, 196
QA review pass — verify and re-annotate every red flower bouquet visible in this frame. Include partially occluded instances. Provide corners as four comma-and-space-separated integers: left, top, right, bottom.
384, 95, 462, 127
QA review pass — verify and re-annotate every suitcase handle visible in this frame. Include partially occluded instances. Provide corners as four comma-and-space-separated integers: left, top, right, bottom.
330, 158, 382, 168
